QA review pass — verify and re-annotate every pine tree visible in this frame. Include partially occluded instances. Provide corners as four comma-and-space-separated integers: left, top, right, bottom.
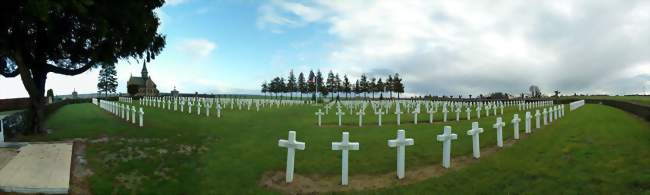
360, 74, 368, 99
376, 78, 384, 98
297, 72, 306, 99
369, 77, 377, 99
353, 80, 361, 97
393, 73, 404, 99
387, 75, 394, 99
326, 71, 336, 99
316, 70, 326, 97
287, 70, 296, 99
335, 73, 341, 99
343, 75, 351, 99
307, 70, 315, 92
97, 64, 118, 96
261, 82, 268, 97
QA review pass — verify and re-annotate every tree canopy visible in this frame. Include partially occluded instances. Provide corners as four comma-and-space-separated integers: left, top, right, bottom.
261, 70, 406, 100
0, 0, 166, 133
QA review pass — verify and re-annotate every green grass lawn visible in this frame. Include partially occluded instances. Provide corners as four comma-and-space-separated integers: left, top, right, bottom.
36, 102, 649, 194
560, 95, 650, 106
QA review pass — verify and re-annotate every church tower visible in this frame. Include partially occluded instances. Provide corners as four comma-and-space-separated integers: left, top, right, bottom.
141, 61, 149, 79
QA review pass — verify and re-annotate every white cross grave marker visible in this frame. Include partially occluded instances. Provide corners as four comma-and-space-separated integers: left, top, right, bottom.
375, 109, 384, 126
336, 109, 345, 126
466, 122, 483, 158
437, 126, 458, 168
278, 131, 305, 183
525, 111, 532, 134
331, 132, 359, 185
315, 109, 324, 126
131, 106, 136, 124
511, 114, 521, 140
197, 103, 202, 115
493, 117, 506, 147
138, 107, 144, 127
356, 109, 365, 127
442, 106, 449, 122
388, 129, 414, 179
395, 103, 403, 125
535, 110, 541, 129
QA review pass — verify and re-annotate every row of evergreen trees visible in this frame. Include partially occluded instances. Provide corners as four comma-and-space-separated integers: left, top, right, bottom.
261, 70, 405, 100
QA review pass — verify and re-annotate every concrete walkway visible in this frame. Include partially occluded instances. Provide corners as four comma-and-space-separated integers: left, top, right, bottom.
0, 143, 72, 194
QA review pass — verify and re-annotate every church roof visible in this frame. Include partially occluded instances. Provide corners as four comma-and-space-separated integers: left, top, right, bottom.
128, 76, 146, 86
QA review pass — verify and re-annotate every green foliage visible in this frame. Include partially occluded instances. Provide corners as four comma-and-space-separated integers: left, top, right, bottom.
263, 71, 404, 100
0, 0, 166, 133
488, 92, 510, 99
127, 85, 139, 96
46, 89, 54, 98
97, 64, 118, 95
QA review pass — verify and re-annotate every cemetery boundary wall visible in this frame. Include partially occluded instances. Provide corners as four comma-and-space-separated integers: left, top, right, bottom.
0, 98, 31, 112
555, 99, 649, 121
1, 98, 91, 139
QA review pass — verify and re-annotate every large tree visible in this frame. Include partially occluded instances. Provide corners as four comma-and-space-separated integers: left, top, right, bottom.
326, 70, 336, 99
393, 73, 404, 99
376, 78, 384, 98
0, 1, 166, 133
97, 64, 117, 96
369, 77, 377, 99
342, 75, 351, 99
307, 70, 315, 92
316, 70, 326, 97
387, 75, 394, 98
287, 70, 296, 99
359, 74, 368, 99
297, 72, 306, 99
529, 85, 542, 98
261, 82, 268, 97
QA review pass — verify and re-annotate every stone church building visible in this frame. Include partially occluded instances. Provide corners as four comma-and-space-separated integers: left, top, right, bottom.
127, 62, 159, 96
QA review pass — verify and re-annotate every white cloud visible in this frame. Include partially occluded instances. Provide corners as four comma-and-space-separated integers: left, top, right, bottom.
165, 0, 188, 6
178, 38, 217, 59
257, 0, 650, 96
257, 0, 325, 33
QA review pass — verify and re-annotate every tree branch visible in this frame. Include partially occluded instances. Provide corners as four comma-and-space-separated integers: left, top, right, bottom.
0, 68, 20, 77
46, 62, 95, 76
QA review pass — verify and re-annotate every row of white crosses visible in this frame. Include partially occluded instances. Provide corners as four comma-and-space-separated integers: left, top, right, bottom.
317, 100, 554, 127
118, 97, 133, 104
95, 99, 144, 127
137, 96, 309, 117
287, 104, 567, 185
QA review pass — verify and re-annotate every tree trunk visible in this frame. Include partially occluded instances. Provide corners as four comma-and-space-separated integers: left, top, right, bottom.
13, 52, 47, 134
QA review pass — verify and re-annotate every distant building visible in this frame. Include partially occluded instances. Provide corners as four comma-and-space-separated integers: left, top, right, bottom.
171, 86, 179, 97
127, 62, 159, 96
72, 89, 78, 99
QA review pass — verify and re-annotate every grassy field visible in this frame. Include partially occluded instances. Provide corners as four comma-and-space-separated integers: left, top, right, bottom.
560, 95, 650, 106
35, 102, 649, 194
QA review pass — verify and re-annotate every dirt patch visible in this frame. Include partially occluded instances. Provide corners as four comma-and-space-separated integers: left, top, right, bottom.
70, 141, 93, 195
0, 148, 18, 170
261, 133, 531, 194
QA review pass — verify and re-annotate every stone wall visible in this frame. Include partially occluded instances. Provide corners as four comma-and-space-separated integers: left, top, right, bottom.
0, 98, 31, 112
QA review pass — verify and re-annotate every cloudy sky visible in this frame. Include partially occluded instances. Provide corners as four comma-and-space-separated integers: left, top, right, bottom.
1, 0, 649, 98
